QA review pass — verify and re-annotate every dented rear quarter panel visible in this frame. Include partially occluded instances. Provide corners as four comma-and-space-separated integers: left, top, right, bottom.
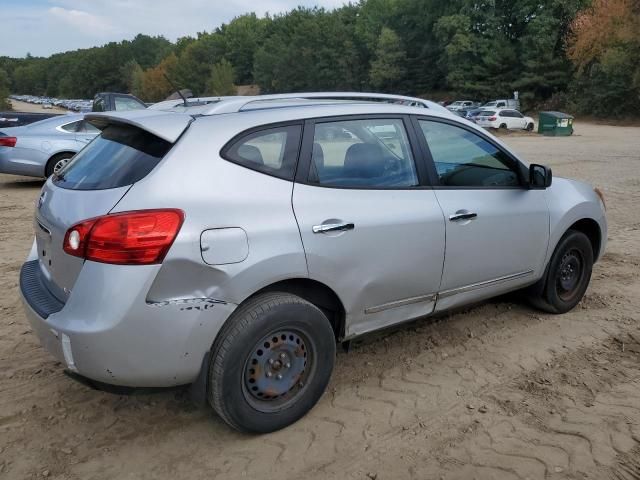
111, 114, 309, 306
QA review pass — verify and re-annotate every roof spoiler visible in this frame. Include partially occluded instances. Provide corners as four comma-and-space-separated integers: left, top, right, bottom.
85, 110, 193, 143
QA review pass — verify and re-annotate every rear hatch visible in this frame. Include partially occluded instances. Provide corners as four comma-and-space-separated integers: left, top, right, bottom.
34, 111, 192, 302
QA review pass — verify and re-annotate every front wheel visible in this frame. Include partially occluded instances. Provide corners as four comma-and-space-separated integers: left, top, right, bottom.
526, 122, 534, 132
528, 230, 594, 313
208, 292, 336, 433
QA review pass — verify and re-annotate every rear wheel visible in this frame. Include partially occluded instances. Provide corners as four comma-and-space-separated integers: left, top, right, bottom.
208, 292, 336, 433
528, 230, 593, 313
499, 123, 508, 129
45, 152, 74, 177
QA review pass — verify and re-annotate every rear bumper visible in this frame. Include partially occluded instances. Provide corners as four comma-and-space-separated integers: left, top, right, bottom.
20, 259, 237, 387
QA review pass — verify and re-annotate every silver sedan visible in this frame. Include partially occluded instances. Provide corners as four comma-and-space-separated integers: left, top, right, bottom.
0, 114, 98, 177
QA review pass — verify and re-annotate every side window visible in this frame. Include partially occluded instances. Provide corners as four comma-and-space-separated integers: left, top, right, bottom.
60, 121, 80, 133
309, 118, 418, 188
222, 125, 302, 180
93, 98, 105, 112
418, 120, 521, 188
77, 120, 100, 134
512, 111, 523, 118
114, 96, 146, 111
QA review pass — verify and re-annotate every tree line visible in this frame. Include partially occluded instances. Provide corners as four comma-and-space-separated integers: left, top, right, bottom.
0, 0, 638, 117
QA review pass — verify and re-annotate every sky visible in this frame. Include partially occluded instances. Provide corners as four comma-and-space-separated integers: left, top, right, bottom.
1, 0, 350, 58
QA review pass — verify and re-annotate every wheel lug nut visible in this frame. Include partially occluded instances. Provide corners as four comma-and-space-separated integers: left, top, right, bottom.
280, 353, 286, 359
266, 372, 272, 378
268, 359, 274, 365
276, 374, 283, 380
285, 362, 291, 368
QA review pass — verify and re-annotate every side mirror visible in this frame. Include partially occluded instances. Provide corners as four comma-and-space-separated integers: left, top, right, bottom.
529, 164, 552, 189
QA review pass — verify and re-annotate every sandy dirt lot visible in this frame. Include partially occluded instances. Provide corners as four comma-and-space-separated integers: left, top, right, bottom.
1, 123, 639, 480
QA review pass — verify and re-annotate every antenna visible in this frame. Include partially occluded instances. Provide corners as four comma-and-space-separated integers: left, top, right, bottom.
163, 74, 188, 107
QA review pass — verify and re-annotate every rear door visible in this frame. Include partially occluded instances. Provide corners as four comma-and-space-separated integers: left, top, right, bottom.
414, 117, 549, 311
292, 115, 446, 338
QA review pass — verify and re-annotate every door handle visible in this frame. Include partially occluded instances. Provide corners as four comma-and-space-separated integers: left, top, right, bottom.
312, 222, 355, 234
449, 211, 478, 222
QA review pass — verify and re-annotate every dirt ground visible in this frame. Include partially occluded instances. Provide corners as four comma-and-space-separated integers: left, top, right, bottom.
7, 100, 68, 114
1, 123, 639, 480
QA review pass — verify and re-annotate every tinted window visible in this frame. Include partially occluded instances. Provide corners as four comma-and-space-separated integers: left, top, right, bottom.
419, 120, 521, 188
223, 125, 301, 180
93, 98, 105, 112
309, 118, 418, 188
53, 124, 171, 190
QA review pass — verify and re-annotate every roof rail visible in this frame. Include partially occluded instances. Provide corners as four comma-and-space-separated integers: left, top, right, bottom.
198, 92, 449, 115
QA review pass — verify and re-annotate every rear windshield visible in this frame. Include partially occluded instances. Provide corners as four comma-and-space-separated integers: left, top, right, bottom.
53, 124, 171, 190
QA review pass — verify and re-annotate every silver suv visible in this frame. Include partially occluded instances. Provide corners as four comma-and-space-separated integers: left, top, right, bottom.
19, 93, 607, 433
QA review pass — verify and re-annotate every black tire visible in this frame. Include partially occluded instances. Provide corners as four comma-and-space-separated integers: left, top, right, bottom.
208, 292, 336, 433
528, 230, 594, 314
526, 122, 534, 132
499, 123, 508, 129
45, 152, 74, 177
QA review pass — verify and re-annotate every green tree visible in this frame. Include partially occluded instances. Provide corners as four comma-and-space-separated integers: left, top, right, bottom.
369, 27, 406, 91
0, 68, 11, 110
221, 14, 267, 85
120, 60, 144, 97
208, 59, 237, 95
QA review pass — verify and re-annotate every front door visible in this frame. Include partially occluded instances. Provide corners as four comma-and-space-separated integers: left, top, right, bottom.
415, 118, 549, 311
293, 116, 446, 338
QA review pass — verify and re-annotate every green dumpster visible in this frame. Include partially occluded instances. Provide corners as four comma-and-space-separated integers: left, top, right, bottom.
538, 111, 574, 136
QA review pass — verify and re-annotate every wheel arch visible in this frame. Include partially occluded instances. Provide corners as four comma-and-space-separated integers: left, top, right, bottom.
567, 218, 602, 261
251, 278, 346, 341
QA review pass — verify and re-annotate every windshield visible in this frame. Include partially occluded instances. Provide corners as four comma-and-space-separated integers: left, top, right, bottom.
53, 124, 171, 190
483, 102, 497, 107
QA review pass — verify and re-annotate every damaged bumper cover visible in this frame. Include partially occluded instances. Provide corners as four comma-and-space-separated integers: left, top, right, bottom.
20, 260, 237, 387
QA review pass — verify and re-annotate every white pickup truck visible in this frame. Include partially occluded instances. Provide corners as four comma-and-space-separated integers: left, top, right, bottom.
481, 99, 521, 111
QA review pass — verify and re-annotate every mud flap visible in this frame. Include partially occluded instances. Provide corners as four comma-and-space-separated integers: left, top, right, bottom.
188, 351, 210, 406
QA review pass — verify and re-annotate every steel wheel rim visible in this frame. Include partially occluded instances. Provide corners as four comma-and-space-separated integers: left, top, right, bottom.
242, 329, 315, 413
556, 248, 584, 301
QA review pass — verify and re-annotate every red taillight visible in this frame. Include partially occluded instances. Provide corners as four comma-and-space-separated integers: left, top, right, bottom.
63, 209, 184, 265
488, 116, 497, 121
0, 136, 17, 147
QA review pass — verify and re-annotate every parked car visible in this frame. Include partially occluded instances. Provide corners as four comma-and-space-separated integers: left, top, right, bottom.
19, 93, 606, 434
0, 114, 98, 177
0, 112, 60, 129
480, 99, 521, 111
475, 109, 535, 131
447, 100, 480, 111
464, 108, 486, 123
